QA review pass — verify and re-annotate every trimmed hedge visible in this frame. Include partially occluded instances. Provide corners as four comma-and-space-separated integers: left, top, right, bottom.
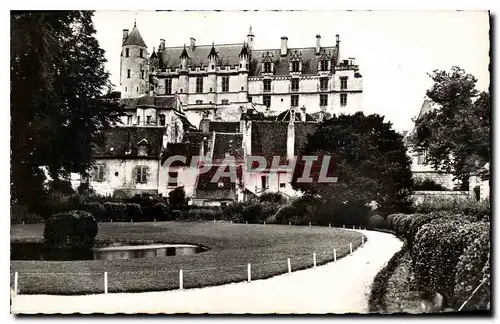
368, 214, 387, 229
43, 210, 98, 251
382, 210, 491, 311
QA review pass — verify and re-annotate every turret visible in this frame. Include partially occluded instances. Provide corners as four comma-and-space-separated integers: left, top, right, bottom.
179, 44, 189, 71
238, 43, 249, 102
178, 44, 189, 104
120, 21, 149, 99
207, 43, 218, 103
247, 25, 255, 51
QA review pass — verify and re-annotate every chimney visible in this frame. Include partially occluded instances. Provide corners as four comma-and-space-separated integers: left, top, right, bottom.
122, 29, 129, 44
348, 57, 355, 65
160, 39, 165, 50
281, 36, 288, 56
300, 106, 306, 122
287, 108, 295, 161
190, 37, 196, 51
315, 34, 321, 55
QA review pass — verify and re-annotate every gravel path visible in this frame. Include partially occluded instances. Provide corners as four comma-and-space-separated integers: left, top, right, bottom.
11, 229, 403, 314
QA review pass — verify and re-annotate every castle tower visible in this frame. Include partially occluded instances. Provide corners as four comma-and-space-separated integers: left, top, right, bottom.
120, 21, 149, 99
207, 43, 218, 104
247, 25, 255, 51
238, 42, 249, 102
178, 44, 189, 104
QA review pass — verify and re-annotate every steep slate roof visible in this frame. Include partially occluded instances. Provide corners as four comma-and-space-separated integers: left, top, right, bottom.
119, 96, 177, 110
251, 121, 288, 163
93, 127, 165, 158
251, 121, 318, 165
162, 43, 244, 68
276, 110, 316, 122
194, 166, 237, 201
123, 26, 147, 47
251, 47, 338, 76
212, 133, 244, 163
161, 142, 201, 166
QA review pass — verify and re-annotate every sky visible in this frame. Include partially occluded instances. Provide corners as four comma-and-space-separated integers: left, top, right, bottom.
92, 10, 490, 132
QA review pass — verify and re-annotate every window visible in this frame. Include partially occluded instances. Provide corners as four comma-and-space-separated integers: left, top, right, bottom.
291, 95, 299, 107
196, 100, 203, 105
280, 182, 286, 188
263, 79, 271, 92
320, 60, 329, 71
263, 95, 271, 108
125, 86, 127, 92
196, 76, 203, 93
159, 114, 166, 126
146, 115, 151, 124
291, 78, 299, 92
417, 150, 428, 165
221, 99, 229, 105
248, 96, 253, 103
127, 116, 132, 125
340, 93, 347, 106
168, 171, 178, 187
222, 77, 229, 92
141, 70, 144, 79
340, 77, 348, 90
125, 48, 129, 57
136, 166, 148, 184
138, 144, 148, 156
127, 69, 131, 78
292, 61, 300, 72
320, 78, 329, 91
261, 175, 268, 190
165, 78, 172, 95
140, 49, 143, 58
93, 165, 105, 182
264, 62, 272, 73
137, 116, 141, 125
320, 94, 328, 106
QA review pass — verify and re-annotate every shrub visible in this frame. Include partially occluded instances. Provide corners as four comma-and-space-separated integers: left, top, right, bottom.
171, 210, 182, 221
259, 192, 287, 204
453, 224, 490, 310
10, 204, 44, 224
43, 210, 98, 251
414, 197, 490, 220
183, 207, 223, 222
127, 203, 143, 222
153, 202, 169, 221
80, 202, 106, 221
103, 202, 127, 222
368, 214, 387, 229
413, 178, 449, 191
413, 220, 486, 306
127, 195, 166, 221
169, 187, 188, 210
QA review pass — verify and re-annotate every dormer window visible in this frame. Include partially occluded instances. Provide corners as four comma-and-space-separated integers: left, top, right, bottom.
264, 62, 272, 73
320, 60, 329, 71
292, 62, 299, 73
138, 139, 149, 156
140, 49, 143, 58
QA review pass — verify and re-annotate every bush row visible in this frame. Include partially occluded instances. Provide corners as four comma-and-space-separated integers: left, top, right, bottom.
386, 211, 490, 311
79, 202, 170, 222
413, 197, 490, 220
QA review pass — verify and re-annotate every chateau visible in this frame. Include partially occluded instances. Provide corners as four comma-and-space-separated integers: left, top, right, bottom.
89, 22, 364, 205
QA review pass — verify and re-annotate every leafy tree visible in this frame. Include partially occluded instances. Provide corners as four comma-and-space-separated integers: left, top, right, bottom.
411, 67, 490, 189
169, 187, 188, 210
11, 11, 122, 210
292, 112, 413, 215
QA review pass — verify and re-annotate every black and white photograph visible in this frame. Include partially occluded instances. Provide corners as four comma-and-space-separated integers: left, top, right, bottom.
9, 8, 491, 315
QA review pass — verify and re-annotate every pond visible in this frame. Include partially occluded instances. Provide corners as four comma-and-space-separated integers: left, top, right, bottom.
10, 242, 208, 261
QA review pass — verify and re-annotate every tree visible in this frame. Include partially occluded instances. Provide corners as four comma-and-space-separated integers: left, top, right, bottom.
291, 112, 413, 215
411, 67, 490, 189
11, 11, 122, 210
169, 187, 188, 210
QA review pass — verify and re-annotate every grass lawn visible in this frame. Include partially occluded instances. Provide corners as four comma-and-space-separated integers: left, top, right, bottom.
11, 221, 364, 295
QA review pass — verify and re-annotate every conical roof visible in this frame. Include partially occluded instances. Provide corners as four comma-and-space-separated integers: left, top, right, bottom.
208, 43, 218, 58
239, 42, 249, 57
123, 24, 147, 47
179, 44, 189, 59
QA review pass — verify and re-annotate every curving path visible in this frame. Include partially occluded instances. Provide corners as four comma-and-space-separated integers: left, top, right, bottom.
11, 229, 403, 314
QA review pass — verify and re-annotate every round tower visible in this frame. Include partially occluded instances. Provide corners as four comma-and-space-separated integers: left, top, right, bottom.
120, 22, 149, 99
178, 44, 189, 105
207, 43, 218, 105
238, 42, 249, 102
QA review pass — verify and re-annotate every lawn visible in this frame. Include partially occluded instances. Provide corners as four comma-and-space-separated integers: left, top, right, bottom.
11, 221, 364, 295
